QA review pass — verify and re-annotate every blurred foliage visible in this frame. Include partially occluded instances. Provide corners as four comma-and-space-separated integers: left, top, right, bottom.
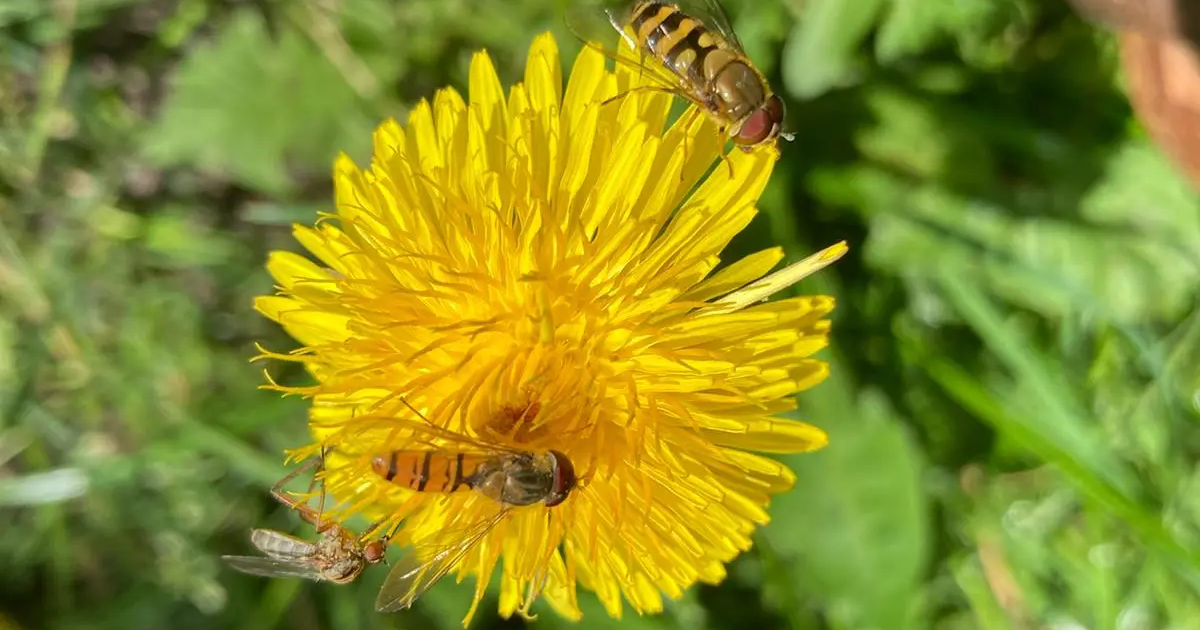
2, 0, 1199, 630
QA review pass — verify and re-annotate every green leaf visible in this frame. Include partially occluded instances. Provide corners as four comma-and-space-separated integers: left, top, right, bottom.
876, 0, 952, 63
854, 88, 968, 180
0, 0, 141, 29
922, 276, 1200, 585
730, 1, 793, 77
1141, 309, 1200, 416
157, 0, 209, 50
241, 201, 325, 227
142, 209, 236, 268
142, 8, 375, 194
1079, 141, 1200, 256
0, 468, 88, 507
950, 0, 1035, 71
0, 0, 43, 26
1118, 309, 1200, 474
951, 556, 1019, 630
235, 577, 304, 630
935, 273, 1142, 497
825, 156, 1200, 323
876, 0, 1034, 66
781, 0, 888, 99
763, 358, 928, 630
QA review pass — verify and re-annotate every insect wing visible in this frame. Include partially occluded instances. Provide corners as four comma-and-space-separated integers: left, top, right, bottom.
566, 0, 748, 56
249, 528, 318, 561
682, 0, 747, 54
222, 555, 326, 581
375, 509, 510, 612
363, 407, 525, 458
563, 0, 637, 50
563, 0, 694, 95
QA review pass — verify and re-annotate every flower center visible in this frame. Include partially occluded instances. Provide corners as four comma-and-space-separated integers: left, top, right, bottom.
479, 398, 547, 445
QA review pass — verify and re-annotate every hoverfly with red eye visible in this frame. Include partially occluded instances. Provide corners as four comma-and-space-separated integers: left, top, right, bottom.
363, 410, 580, 614
567, 0, 793, 154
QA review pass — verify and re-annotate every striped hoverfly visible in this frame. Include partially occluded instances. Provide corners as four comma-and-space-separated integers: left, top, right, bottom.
567, 0, 793, 152
365, 409, 580, 614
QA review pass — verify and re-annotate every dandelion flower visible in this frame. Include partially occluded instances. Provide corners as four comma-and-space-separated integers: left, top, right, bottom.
255, 31, 846, 625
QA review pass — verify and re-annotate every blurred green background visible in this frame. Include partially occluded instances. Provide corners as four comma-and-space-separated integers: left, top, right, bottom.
3, 0, 1200, 629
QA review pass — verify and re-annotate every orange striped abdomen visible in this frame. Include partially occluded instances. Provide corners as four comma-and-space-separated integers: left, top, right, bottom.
628, 1, 739, 91
370, 451, 487, 493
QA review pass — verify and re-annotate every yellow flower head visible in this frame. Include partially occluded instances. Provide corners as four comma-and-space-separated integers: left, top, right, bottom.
256, 31, 845, 625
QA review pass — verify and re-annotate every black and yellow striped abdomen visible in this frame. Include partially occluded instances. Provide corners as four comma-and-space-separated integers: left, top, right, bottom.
628, 1, 741, 94
371, 451, 487, 493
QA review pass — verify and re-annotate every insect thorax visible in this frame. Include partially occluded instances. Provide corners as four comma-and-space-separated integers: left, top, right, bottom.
473, 453, 555, 506
712, 62, 765, 121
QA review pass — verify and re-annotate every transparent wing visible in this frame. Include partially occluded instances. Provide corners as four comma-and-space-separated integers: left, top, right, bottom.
565, 0, 747, 60
563, 0, 639, 51
562, 0, 696, 96
375, 508, 510, 612
351, 408, 524, 458
686, 0, 746, 54
249, 528, 318, 561
222, 555, 325, 581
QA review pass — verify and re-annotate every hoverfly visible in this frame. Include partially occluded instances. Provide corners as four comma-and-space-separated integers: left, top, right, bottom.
366, 413, 579, 613
372, 448, 575, 508
567, 0, 793, 152
222, 451, 389, 584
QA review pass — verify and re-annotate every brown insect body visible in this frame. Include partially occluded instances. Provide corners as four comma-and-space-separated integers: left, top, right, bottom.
235, 524, 382, 584
223, 454, 389, 584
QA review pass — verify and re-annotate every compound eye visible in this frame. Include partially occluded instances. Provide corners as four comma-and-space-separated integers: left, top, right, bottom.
543, 450, 576, 507
734, 95, 785, 147
363, 540, 388, 564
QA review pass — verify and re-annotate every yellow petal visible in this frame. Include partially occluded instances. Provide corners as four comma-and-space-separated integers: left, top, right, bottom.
703, 416, 829, 453
254, 296, 350, 345
265, 251, 332, 289
469, 50, 507, 173
405, 98, 441, 173
525, 32, 562, 115
682, 247, 785, 303
715, 241, 849, 312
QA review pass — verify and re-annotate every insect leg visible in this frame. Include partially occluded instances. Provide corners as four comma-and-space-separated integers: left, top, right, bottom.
375, 509, 510, 612
720, 146, 736, 180
714, 127, 736, 180
271, 447, 335, 533
670, 106, 705, 182
312, 446, 331, 532
270, 451, 321, 500
357, 517, 391, 544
